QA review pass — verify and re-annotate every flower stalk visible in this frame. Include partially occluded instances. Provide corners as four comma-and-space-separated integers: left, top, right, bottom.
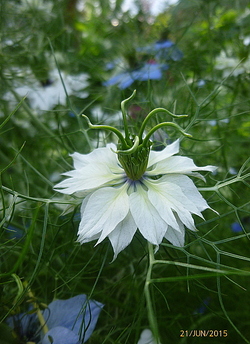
23, 281, 49, 335
144, 243, 161, 344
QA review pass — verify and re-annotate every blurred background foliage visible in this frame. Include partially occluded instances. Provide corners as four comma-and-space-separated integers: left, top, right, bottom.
1, 0, 250, 343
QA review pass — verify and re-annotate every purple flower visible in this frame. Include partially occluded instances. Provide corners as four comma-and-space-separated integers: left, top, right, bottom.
6, 294, 103, 344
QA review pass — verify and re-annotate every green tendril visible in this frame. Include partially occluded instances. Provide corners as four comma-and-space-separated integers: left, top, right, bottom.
143, 122, 192, 147
82, 114, 128, 148
121, 90, 137, 140
139, 108, 188, 141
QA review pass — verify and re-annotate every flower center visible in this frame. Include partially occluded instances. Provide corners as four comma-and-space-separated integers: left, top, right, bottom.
118, 141, 151, 180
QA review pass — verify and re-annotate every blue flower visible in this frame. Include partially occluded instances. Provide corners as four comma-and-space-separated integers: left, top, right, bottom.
103, 62, 169, 89
137, 39, 173, 54
105, 62, 115, 70
137, 39, 183, 62
42, 327, 80, 344
155, 40, 174, 49
197, 79, 206, 87
103, 70, 135, 89
6, 311, 40, 343
133, 61, 169, 81
104, 39, 182, 89
6, 294, 103, 344
231, 222, 243, 233
231, 217, 250, 233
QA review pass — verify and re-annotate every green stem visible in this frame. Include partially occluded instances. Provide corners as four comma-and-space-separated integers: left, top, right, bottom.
0, 97, 26, 130
0, 143, 25, 174
1, 185, 77, 204
0, 205, 40, 278
144, 242, 161, 344
198, 172, 250, 192
139, 108, 188, 141
8, 87, 71, 151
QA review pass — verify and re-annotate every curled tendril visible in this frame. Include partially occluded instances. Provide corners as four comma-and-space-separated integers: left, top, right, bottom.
139, 107, 188, 141
121, 90, 137, 140
143, 122, 192, 147
82, 91, 191, 153
82, 114, 128, 148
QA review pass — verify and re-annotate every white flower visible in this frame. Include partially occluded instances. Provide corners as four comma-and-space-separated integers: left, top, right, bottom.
54, 139, 215, 259
4, 68, 88, 112
215, 51, 250, 77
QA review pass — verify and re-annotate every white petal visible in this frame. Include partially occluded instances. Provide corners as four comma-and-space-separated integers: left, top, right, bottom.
129, 183, 167, 245
145, 180, 181, 231
147, 155, 216, 176
78, 232, 101, 243
144, 179, 200, 231
108, 212, 137, 260
80, 192, 91, 213
70, 152, 89, 169
54, 144, 124, 194
71, 144, 118, 169
77, 194, 103, 243
147, 139, 180, 168
54, 163, 123, 194
77, 184, 130, 244
164, 217, 185, 247
161, 174, 210, 212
